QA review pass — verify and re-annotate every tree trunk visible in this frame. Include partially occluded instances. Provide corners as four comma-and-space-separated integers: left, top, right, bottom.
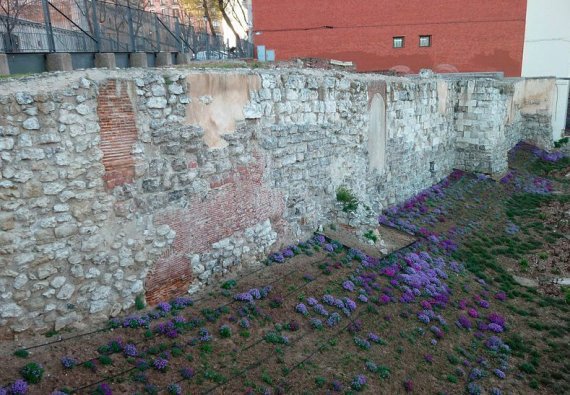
217, 0, 241, 55
202, 0, 216, 36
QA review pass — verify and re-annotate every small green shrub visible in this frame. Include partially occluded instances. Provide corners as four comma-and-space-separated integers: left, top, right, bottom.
520, 362, 536, 374
264, 331, 289, 345
135, 295, 145, 310
219, 325, 232, 338
203, 369, 227, 384
20, 362, 44, 384
221, 279, 237, 290
13, 349, 29, 358
377, 365, 391, 379
447, 354, 460, 365
199, 343, 213, 354
99, 355, 113, 366
261, 371, 273, 385
336, 186, 358, 213
554, 137, 568, 148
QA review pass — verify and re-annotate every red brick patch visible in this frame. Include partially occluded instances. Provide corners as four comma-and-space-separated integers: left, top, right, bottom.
97, 80, 138, 190
145, 153, 285, 305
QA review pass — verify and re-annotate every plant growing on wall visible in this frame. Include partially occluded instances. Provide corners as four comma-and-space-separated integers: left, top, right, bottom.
363, 230, 378, 243
336, 187, 358, 213
554, 137, 568, 148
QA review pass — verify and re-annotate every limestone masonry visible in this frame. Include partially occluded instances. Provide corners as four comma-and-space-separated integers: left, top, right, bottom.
0, 67, 556, 336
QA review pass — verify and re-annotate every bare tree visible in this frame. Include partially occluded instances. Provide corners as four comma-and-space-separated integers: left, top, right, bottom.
72, 0, 152, 51
202, 0, 216, 35
217, 0, 245, 54
182, 0, 249, 54
225, 0, 247, 33
0, 0, 35, 51
181, 0, 219, 35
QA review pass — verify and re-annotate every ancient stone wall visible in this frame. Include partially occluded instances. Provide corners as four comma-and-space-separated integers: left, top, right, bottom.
0, 68, 555, 335
454, 78, 556, 175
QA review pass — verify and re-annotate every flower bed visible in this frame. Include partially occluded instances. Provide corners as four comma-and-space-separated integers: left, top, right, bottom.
1, 143, 568, 394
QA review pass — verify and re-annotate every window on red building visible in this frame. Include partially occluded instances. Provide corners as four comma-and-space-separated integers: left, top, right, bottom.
419, 35, 431, 47
393, 36, 405, 48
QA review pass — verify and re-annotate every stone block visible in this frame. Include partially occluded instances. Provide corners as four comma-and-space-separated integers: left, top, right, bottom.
95, 53, 116, 69
46, 53, 73, 72
175, 52, 192, 65
0, 53, 9, 75
130, 52, 148, 68
156, 52, 173, 67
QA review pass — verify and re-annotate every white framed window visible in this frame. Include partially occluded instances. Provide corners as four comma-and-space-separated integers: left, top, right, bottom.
393, 36, 404, 48
419, 35, 431, 47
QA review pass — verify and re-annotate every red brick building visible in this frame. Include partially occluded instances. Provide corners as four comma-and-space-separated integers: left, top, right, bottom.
252, 0, 528, 76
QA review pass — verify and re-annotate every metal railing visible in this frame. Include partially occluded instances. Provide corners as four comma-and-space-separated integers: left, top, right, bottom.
0, 0, 253, 59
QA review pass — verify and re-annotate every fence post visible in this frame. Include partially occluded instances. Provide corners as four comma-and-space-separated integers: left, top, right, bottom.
126, 1, 136, 52
155, 15, 161, 52
41, 0, 56, 52
174, 17, 183, 53
91, 0, 101, 52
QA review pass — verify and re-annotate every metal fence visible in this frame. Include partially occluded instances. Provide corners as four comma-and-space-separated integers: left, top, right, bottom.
0, 0, 253, 59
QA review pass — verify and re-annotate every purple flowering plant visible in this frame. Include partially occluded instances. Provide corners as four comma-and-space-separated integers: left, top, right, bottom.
10, 380, 28, 395
167, 384, 182, 395
353, 336, 371, 350
157, 302, 172, 313
295, 303, 309, 316
357, 294, 368, 303
342, 280, 355, 292
124, 344, 138, 357
60, 356, 77, 369
456, 315, 472, 330
351, 375, 367, 391
327, 312, 341, 327
310, 318, 323, 329
313, 304, 329, 316
94, 383, 112, 395
153, 357, 168, 371
180, 367, 195, 379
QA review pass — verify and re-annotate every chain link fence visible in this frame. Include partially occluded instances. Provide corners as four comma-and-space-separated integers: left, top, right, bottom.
0, 0, 253, 59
